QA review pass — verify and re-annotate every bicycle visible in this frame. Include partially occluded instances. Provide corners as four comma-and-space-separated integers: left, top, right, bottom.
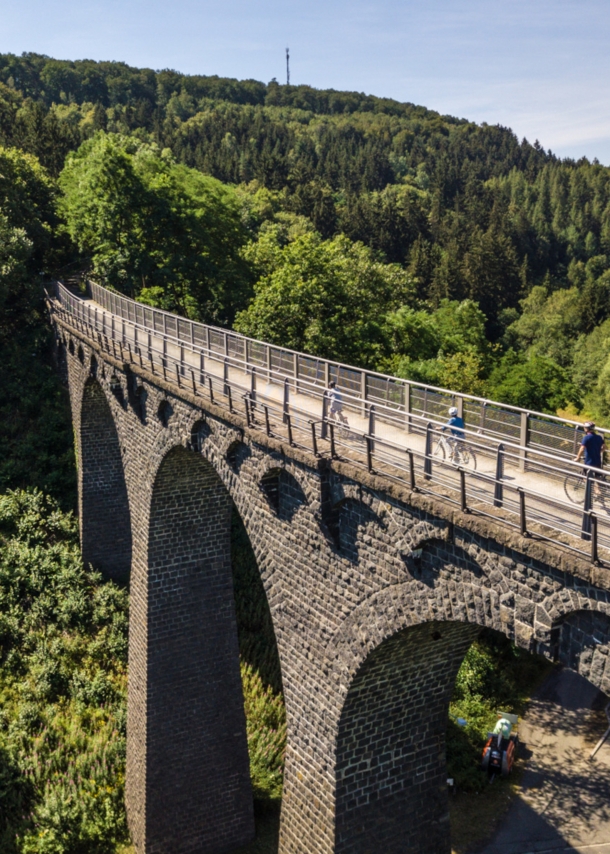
564, 468, 607, 507
329, 410, 350, 439
433, 433, 477, 471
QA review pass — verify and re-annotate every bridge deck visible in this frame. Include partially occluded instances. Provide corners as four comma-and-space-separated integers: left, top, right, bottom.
50, 282, 610, 565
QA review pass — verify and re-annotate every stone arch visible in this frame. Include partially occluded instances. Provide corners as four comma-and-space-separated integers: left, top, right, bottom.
553, 609, 610, 694
189, 417, 211, 451
126, 444, 256, 854
324, 496, 386, 561
157, 398, 172, 427
79, 377, 132, 583
259, 466, 307, 520
334, 620, 479, 854
226, 439, 251, 473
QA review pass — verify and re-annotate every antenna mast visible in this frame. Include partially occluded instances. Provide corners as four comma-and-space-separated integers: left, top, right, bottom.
286, 47, 290, 85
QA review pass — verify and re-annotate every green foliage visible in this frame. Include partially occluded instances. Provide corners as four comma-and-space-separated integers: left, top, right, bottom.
240, 663, 286, 802
0, 490, 129, 853
487, 350, 580, 413
235, 228, 415, 367
0, 146, 75, 507
231, 510, 285, 803
59, 133, 250, 324
447, 631, 551, 792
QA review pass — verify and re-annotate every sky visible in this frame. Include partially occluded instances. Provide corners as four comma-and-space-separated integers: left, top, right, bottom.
2, 0, 609, 163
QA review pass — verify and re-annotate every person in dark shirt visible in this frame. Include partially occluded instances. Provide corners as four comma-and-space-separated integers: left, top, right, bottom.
575, 422, 605, 470
575, 422, 605, 500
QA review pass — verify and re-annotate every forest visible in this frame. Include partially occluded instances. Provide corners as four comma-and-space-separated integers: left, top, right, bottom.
0, 51, 605, 852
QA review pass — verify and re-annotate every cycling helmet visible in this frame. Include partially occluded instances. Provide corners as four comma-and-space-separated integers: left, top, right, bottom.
448, 406, 458, 416
584, 421, 596, 430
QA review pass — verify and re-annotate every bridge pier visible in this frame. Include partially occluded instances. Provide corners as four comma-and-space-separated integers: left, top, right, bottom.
126, 446, 254, 854
279, 621, 478, 854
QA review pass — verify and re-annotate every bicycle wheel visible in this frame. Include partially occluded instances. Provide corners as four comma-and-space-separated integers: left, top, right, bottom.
457, 445, 477, 472
564, 473, 586, 504
432, 439, 446, 462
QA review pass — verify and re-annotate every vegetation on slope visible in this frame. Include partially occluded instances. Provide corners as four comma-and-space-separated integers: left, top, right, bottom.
0, 52, 601, 853
0, 490, 129, 853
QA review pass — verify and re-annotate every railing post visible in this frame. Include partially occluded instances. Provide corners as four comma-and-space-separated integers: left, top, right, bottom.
191, 369, 197, 395
424, 422, 433, 480
311, 422, 318, 457
175, 363, 181, 388
294, 353, 299, 394
245, 396, 252, 428
494, 443, 504, 508
208, 376, 214, 404
366, 436, 373, 473
456, 396, 464, 420
267, 345, 272, 382
223, 357, 229, 395
519, 411, 529, 472
405, 382, 412, 434
264, 406, 271, 436
286, 413, 293, 446
407, 449, 416, 490
361, 371, 367, 418
227, 385, 233, 413
329, 423, 336, 459
459, 468, 467, 512
518, 488, 527, 537
581, 471, 594, 540
591, 513, 599, 564
283, 378, 289, 424
199, 351, 205, 385
250, 368, 257, 405
368, 405, 376, 437
320, 391, 329, 439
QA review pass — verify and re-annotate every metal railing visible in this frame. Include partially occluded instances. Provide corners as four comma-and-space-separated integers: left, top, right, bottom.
49, 280, 610, 565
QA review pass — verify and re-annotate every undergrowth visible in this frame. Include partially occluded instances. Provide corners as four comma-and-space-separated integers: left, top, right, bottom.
0, 489, 128, 853
447, 629, 551, 792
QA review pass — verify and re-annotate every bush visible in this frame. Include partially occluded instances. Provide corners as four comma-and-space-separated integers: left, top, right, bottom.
0, 490, 129, 853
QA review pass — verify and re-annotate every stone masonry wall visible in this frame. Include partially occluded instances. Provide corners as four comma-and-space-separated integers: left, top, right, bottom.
79, 377, 132, 582
335, 621, 479, 854
55, 318, 610, 854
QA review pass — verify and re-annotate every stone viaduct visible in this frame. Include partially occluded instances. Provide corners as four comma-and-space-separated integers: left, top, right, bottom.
53, 311, 610, 854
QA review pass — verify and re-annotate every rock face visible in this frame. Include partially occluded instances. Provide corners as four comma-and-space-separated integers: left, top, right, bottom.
55, 318, 610, 854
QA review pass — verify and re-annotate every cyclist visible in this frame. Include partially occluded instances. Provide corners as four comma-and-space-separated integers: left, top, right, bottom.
442, 406, 465, 461
327, 382, 348, 426
575, 422, 605, 495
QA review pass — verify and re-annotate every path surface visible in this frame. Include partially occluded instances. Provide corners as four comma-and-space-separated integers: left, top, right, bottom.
479, 669, 610, 854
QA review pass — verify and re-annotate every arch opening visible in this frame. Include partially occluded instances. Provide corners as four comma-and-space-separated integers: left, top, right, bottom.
335, 621, 479, 854
79, 378, 132, 583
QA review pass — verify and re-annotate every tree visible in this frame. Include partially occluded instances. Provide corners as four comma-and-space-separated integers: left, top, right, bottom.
59, 132, 250, 324
235, 229, 415, 367
487, 350, 580, 413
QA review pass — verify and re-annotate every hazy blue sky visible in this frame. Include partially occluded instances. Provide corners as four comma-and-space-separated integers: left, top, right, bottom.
2, 0, 609, 162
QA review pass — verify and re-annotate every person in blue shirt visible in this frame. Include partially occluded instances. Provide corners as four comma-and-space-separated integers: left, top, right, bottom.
575, 422, 605, 473
442, 406, 465, 460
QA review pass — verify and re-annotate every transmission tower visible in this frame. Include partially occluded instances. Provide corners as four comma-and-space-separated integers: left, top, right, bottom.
286, 47, 290, 85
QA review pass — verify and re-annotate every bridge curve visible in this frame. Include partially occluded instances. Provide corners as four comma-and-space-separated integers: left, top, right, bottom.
49, 282, 610, 854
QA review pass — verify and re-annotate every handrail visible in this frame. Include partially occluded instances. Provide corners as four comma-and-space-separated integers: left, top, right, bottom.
49, 282, 610, 565
79, 280, 609, 451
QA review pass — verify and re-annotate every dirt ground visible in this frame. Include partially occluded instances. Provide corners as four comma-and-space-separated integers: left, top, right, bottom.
454, 668, 610, 854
